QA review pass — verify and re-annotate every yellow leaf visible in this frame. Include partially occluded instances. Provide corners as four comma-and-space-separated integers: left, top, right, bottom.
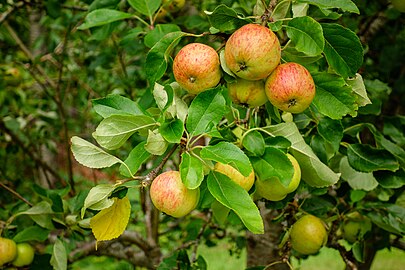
90, 196, 131, 244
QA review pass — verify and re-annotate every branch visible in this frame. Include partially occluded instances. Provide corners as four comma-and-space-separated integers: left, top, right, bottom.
0, 181, 33, 207
0, 1, 25, 25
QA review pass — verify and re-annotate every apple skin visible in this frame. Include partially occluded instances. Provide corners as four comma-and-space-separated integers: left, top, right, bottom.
173, 43, 221, 95
227, 78, 268, 107
12, 243, 35, 267
265, 62, 315, 114
214, 163, 255, 191
150, 171, 200, 218
0, 238, 17, 266
392, 0, 405, 12
255, 154, 301, 201
224, 24, 281, 81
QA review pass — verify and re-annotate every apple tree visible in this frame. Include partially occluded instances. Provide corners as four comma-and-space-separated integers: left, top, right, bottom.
0, 0, 404, 270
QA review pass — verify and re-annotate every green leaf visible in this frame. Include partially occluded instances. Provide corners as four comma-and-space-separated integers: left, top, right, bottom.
144, 24, 181, 48
352, 242, 365, 263
365, 203, 405, 235
285, 16, 324, 56
292, 2, 309, 17
186, 87, 226, 136
119, 142, 151, 177
13, 226, 50, 243
81, 184, 115, 218
51, 238, 67, 270
272, 0, 291, 20
297, 0, 359, 14
374, 169, 405, 189
71, 136, 123, 168
281, 46, 323, 65
321, 23, 363, 78
92, 94, 146, 118
200, 141, 252, 177
339, 157, 378, 191
346, 74, 371, 107
317, 117, 343, 153
206, 4, 250, 33
251, 147, 294, 187
180, 152, 204, 189
89, 0, 120, 11
145, 129, 168, 155
78, 9, 133, 30
128, 0, 161, 17
92, 115, 156, 150
242, 130, 265, 156
145, 31, 185, 83
207, 171, 264, 234
347, 144, 399, 173
312, 72, 358, 119
160, 118, 184, 143
264, 122, 340, 187
16, 201, 54, 216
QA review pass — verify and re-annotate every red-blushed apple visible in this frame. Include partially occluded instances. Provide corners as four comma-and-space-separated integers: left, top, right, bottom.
255, 154, 301, 201
224, 24, 281, 81
150, 171, 200, 218
227, 78, 268, 107
173, 43, 221, 95
214, 162, 255, 191
265, 62, 315, 114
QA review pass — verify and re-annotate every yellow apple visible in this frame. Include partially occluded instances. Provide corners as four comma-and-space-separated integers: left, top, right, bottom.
214, 162, 255, 191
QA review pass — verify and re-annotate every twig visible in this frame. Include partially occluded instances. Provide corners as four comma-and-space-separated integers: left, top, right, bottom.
191, 212, 212, 262
0, 1, 25, 25
0, 181, 33, 207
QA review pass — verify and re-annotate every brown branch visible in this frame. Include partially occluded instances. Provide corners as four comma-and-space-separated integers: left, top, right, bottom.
0, 181, 33, 207
391, 238, 405, 251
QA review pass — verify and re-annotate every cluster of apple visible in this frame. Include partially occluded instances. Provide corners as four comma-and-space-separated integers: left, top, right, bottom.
173, 23, 316, 113
0, 237, 35, 267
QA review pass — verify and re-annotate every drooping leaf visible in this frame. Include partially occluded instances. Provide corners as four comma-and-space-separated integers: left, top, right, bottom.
200, 141, 252, 177
364, 203, 405, 235
92, 115, 156, 150
78, 9, 133, 30
297, 0, 359, 14
242, 130, 265, 156
282, 46, 323, 65
346, 74, 372, 107
285, 16, 324, 56
71, 136, 123, 168
119, 142, 151, 177
312, 72, 358, 119
180, 152, 204, 189
92, 94, 146, 118
50, 238, 67, 270
13, 226, 50, 243
145, 129, 168, 155
206, 4, 250, 33
317, 117, 343, 153
321, 23, 363, 78
159, 118, 184, 143
339, 157, 378, 191
347, 144, 399, 173
81, 184, 115, 218
128, 0, 161, 17
186, 87, 226, 136
90, 197, 131, 242
264, 122, 340, 187
207, 172, 264, 234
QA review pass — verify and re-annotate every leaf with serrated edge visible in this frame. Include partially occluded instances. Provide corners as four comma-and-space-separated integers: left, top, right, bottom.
180, 152, 204, 189
78, 9, 133, 30
346, 73, 371, 107
297, 0, 359, 14
340, 157, 378, 191
90, 197, 131, 243
264, 122, 340, 187
128, 0, 161, 17
207, 171, 264, 234
50, 238, 67, 270
81, 184, 115, 218
71, 136, 122, 168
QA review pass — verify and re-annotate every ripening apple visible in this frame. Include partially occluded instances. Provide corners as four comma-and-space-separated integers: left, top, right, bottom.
150, 171, 200, 218
0, 238, 17, 266
255, 154, 301, 201
12, 243, 35, 267
173, 43, 222, 95
214, 162, 255, 191
224, 24, 281, 81
227, 78, 268, 107
265, 62, 315, 114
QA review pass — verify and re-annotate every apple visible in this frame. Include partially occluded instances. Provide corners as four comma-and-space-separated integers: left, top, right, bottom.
392, 0, 405, 12
214, 162, 255, 191
255, 154, 301, 201
0, 238, 17, 266
150, 171, 200, 218
224, 24, 281, 81
12, 243, 35, 267
227, 78, 268, 107
290, 215, 328, 255
265, 62, 315, 114
173, 43, 222, 95
342, 213, 372, 243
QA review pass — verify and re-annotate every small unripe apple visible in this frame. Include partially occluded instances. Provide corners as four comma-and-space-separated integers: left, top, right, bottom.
342, 213, 372, 243
0, 238, 17, 266
227, 78, 268, 107
255, 154, 301, 201
150, 171, 200, 218
265, 62, 315, 114
12, 243, 35, 267
224, 24, 281, 81
173, 43, 222, 95
214, 162, 255, 191
391, 0, 405, 12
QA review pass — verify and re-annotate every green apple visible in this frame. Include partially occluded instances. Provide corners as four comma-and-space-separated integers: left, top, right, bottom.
224, 24, 281, 81
214, 162, 255, 191
342, 213, 372, 243
12, 243, 35, 267
227, 77, 268, 107
173, 43, 222, 95
255, 154, 301, 201
150, 171, 200, 218
290, 215, 328, 255
0, 238, 17, 266
392, 0, 405, 12
265, 62, 315, 114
